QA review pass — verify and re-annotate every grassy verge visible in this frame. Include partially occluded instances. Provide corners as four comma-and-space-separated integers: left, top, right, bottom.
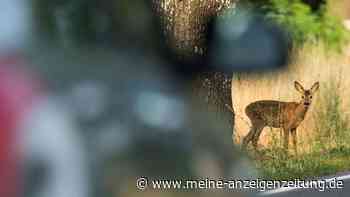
255, 146, 350, 180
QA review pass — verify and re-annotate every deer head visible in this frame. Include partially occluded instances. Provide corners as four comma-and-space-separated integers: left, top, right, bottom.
294, 81, 319, 107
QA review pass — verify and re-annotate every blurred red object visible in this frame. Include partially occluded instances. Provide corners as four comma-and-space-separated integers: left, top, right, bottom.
0, 54, 42, 197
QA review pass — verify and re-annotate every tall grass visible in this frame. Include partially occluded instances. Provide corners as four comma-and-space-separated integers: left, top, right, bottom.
253, 77, 350, 180
232, 40, 350, 179
313, 78, 350, 151
232, 0, 350, 181
328, 0, 350, 19
232, 43, 350, 150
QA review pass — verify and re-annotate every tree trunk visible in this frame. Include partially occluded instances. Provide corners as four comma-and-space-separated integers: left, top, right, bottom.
152, 0, 237, 139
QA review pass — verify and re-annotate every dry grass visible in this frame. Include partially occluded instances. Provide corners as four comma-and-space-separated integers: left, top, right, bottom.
231, 43, 350, 152
328, 0, 350, 20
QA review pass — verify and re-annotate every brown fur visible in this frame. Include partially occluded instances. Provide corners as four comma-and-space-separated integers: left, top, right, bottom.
242, 81, 319, 155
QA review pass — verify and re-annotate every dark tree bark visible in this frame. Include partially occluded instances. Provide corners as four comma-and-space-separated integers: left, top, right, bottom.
152, 0, 237, 139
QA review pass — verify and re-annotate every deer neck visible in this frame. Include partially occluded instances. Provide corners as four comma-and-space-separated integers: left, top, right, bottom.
296, 102, 309, 119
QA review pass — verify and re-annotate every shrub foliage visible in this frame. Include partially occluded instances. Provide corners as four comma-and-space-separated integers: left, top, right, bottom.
243, 0, 349, 50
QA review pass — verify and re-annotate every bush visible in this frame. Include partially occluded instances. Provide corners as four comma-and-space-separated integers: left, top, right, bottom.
242, 0, 349, 50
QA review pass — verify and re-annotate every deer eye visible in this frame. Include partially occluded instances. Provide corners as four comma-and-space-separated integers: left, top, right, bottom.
310, 96, 313, 99
302, 96, 305, 99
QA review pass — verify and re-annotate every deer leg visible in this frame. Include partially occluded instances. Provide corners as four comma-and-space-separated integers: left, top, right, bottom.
252, 125, 264, 151
291, 128, 298, 156
283, 128, 290, 154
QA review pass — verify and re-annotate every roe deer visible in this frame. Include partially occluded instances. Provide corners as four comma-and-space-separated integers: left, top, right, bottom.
242, 81, 319, 155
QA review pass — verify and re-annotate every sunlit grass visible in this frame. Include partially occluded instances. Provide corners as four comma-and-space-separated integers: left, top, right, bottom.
232, 43, 350, 148
255, 146, 350, 180
232, 42, 350, 179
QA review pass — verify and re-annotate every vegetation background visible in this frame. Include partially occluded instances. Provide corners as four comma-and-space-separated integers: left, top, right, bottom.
232, 0, 350, 179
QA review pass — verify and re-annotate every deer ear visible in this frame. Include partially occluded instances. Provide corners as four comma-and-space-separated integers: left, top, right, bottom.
311, 82, 320, 94
294, 81, 305, 93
